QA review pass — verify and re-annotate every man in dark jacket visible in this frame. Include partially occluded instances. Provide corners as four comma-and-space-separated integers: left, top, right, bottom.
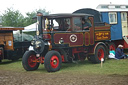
115, 45, 127, 59
82, 18, 92, 30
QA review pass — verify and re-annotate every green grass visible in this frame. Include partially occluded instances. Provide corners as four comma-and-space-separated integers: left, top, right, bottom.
60, 59, 128, 75
0, 59, 128, 75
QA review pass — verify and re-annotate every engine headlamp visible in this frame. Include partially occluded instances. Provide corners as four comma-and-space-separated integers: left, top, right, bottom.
31, 40, 35, 45
35, 40, 41, 45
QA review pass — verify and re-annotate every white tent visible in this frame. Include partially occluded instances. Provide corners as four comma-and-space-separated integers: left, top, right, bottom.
23, 23, 37, 32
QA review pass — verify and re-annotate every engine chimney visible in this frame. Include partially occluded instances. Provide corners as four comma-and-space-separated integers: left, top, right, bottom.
37, 12, 43, 37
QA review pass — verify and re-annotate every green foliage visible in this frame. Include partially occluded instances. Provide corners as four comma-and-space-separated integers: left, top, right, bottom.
24, 9, 50, 26
1, 8, 24, 27
1, 8, 50, 27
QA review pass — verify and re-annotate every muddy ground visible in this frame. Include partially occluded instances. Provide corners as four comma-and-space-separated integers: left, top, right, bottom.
0, 70, 128, 85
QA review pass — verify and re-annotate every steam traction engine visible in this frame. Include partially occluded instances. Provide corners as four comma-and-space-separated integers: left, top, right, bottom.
22, 12, 112, 72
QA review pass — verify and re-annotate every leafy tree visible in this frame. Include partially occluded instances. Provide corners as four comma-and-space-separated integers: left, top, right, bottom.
1, 8, 50, 27
1, 8, 24, 27
24, 9, 50, 26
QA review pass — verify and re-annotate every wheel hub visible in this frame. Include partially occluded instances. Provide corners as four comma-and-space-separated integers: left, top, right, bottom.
50, 55, 59, 68
28, 55, 37, 68
53, 60, 57, 65
98, 48, 104, 60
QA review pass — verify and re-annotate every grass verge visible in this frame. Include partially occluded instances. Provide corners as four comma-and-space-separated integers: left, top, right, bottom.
0, 58, 128, 75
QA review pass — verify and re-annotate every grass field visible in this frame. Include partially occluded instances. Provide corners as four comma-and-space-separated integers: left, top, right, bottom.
0, 58, 128, 75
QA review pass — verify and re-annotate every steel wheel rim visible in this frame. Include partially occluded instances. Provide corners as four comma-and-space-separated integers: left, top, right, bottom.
98, 48, 104, 60
50, 55, 59, 68
28, 55, 37, 68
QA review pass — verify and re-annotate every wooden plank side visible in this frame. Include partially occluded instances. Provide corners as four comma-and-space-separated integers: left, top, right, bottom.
95, 26, 110, 31
95, 23, 110, 31
0, 32, 14, 50
0, 27, 24, 30
0, 35, 5, 45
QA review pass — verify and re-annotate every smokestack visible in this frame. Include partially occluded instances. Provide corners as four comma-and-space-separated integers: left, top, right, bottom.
37, 12, 43, 37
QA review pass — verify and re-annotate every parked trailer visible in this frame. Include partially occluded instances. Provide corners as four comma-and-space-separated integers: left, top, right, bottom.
0, 27, 31, 62
96, 4, 128, 49
22, 11, 114, 72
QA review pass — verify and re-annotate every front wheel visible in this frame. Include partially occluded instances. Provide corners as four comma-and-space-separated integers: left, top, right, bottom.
44, 50, 62, 72
0, 47, 4, 63
22, 51, 40, 71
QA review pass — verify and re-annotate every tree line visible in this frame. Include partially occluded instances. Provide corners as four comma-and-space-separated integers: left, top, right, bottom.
0, 7, 50, 27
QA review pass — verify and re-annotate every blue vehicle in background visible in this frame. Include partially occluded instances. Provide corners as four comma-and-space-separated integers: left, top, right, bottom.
96, 4, 128, 49
74, 4, 128, 50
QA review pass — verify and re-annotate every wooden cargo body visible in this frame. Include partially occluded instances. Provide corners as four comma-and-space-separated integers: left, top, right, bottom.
0, 27, 30, 62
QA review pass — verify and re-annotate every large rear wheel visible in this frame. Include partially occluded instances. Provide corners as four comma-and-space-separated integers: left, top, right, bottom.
89, 45, 107, 63
22, 51, 40, 71
44, 50, 62, 72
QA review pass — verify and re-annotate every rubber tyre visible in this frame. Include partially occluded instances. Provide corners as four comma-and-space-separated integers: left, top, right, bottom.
109, 42, 116, 51
90, 45, 107, 63
44, 50, 62, 72
87, 56, 91, 61
59, 49, 68, 62
0, 47, 4, 63
0, 59, 2, 63
22, 51, 40, 71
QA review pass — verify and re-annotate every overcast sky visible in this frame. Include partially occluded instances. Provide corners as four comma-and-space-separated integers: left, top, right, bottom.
0, 0, 128, 15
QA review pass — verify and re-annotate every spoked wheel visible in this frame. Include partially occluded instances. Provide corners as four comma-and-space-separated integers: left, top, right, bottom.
44, 50, 62, 72
89, 45, 106, 63
28, 55, 37, 68
22, 51, 40, 71
109, 42, 116, 51
97, 48, 104, 60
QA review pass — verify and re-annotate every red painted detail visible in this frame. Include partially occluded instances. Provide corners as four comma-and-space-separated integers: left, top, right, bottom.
89, 17, 94, 45
113, 40, 128, 49
42, 57, 45, 63
0, 50, 2, 56
39, 56, 45, 64
113, 40, 123, 48
85, 32, 90, 46
32, 57, 44, 64
43, 34, 51, 39
54, 33, 83, 47
98, 48, 104, 60
28, 55, 37, 68
50, 55, 59, 68
72, 47, 84, 54
95, 26, 110, 30
123, 40, 128, 49
109, 44, 116, 51
61, 55, 65, 62
88, 42, 98, 54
